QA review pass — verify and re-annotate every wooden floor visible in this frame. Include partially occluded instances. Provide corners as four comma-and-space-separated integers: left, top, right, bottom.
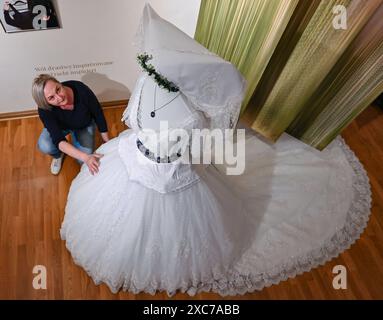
0, 104, 382, 300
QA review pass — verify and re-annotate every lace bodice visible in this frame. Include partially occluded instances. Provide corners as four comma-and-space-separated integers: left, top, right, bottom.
119, 74, 208, 193
122, 73, 207, 159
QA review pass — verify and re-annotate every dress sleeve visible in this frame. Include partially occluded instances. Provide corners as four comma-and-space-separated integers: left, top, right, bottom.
38, 109, 67, 148
121, 73, 146, 130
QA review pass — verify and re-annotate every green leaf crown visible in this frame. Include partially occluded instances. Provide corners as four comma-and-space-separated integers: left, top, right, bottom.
137, 53, 179, 92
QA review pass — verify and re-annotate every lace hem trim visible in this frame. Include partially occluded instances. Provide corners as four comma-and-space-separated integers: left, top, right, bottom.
214, 136, 372, 296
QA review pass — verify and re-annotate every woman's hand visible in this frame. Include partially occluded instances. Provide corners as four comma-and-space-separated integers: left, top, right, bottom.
85, 153, 104, 175
58, 141, 104, 175
3, 1, 10, 10
101, 132, 110, 143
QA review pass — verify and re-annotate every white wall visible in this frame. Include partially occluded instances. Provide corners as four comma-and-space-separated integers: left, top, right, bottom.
0, 0, 201, 113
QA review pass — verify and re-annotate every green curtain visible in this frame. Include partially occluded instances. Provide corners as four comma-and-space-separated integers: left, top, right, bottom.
194, 0, 383, 150
195, 0, 300, 109
287, 3, 383, 149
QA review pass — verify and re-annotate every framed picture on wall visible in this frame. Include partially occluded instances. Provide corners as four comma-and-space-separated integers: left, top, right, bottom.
0, 0, 60, 33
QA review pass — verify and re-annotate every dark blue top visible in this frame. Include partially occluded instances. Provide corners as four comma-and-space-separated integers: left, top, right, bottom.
38, 80, 108, 147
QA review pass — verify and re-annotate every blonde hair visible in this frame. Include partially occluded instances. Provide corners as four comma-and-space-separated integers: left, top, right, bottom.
32, 74, 60, 110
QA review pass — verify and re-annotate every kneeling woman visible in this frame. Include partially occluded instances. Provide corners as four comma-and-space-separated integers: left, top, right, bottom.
32, 74, 110, 175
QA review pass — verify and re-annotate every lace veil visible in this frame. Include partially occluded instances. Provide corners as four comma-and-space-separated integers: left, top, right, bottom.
122, 3, 247, 132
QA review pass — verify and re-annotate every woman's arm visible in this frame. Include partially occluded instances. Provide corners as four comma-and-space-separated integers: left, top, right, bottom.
58, 141, 103, 175
3, 2, 16, 26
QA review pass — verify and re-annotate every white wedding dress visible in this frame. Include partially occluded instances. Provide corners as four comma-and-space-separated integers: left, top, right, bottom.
60, 73, 371, 296
60, 4, 371, 296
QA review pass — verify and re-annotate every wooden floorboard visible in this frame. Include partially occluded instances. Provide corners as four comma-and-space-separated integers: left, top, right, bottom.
0, 104, 382, 299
